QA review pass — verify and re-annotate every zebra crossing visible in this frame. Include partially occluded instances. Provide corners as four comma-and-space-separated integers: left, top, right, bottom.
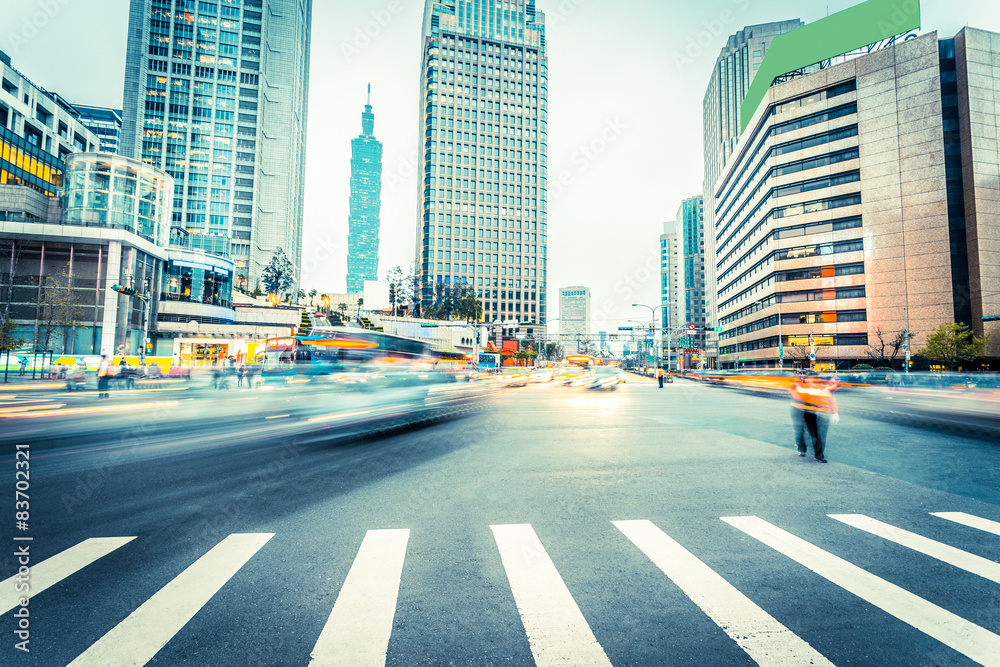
4, 511, 999, 666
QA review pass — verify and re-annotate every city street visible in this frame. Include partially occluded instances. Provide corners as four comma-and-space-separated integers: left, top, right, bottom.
2, 378, 999, 666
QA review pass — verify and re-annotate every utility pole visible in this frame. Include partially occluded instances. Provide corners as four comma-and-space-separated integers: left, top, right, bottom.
903, 306, 909, 373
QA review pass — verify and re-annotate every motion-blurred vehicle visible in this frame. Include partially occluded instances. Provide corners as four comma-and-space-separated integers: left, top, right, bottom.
498, 368, 531, 387
588, 365, 625, 390
560, 366, 595, 387
529, 368, 554, 383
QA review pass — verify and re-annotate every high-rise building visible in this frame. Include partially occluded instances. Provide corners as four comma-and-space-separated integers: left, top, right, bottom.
702, 20, 803, 366
71, 105, 123, 154
346, 85, 382, 294
0, 49, 99, 198
558, 286, 589, 352
120, 0, 312, 292
416, 0, 548, 325
677, 196, 706, 344
659, 230, 679, 332
713, 27, 1000, 370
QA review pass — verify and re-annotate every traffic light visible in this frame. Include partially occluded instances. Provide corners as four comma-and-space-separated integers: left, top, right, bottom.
110, 284, 138, 296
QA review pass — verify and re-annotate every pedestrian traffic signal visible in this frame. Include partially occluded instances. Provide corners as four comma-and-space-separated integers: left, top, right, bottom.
110, 284, 138, 296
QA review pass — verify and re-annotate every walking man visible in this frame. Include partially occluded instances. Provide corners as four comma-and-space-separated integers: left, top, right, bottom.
97, 355, 111, 399
789, 371, 839, 463
656, 366, 664, 388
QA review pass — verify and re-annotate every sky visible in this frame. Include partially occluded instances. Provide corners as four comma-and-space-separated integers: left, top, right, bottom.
2, 0, 998, 334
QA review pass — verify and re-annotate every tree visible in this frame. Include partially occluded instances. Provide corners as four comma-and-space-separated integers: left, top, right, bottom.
35, 267, 87, 355
338, 302, 348, 319
252, 279, 263, 298
296, 288, 306, 304
357, 297, 364, 318
386, 266, 404, 316
543, 341, 563, 361
308, 289, 317, 307
261, 248, 295, 300
865, 327, 914, 370
919, 322, 988, 370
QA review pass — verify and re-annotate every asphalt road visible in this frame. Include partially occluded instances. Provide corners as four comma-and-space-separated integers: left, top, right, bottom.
2, 378, 999, 666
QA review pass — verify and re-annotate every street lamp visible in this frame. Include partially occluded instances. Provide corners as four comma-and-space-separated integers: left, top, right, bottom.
632, 303, 662, 373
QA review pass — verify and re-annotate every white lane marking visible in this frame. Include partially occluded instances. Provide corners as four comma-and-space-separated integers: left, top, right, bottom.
614, 520, 834, 666
932, 512, 1000, 537
490, 523, 612, 667
308, 529, 410, 667
723, 516, 1000, 666
830, 514, 1000, 584
0, 537, 136, 615
68, 533, 274, 667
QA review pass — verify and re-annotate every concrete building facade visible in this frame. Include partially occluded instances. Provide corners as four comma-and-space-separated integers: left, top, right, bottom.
71, 105, 124, 154
0, 50, 100, 197
713, 28, 1000, 370
702, 20, 803, 366
416, 0, 548, 325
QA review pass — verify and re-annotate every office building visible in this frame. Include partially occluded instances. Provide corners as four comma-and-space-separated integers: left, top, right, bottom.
659, 229, 679, 332
677, 195, 706, 339
71, 105, 124, 154
558, 286, 589, 352
702, 20, 803, 366
0, 49, 100, 197
713, 26, 1000, 369
120, 0, 312, 292
416, 0, 548, 325
346, 86, 382, 294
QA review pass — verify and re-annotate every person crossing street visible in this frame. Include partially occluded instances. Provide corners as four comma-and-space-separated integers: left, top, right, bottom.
789, 371, 839, 463
656, 366, 665, 388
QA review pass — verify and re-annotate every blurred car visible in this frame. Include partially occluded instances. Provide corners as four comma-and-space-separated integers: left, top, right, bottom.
529, 368, 554, 383
560, 366, 595, 387
499, 368, 531, 387
588, 365, 625, 390
432, 360, 469, 381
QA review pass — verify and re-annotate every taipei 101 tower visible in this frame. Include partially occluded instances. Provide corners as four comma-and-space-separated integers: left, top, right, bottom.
346, 84, 383, 294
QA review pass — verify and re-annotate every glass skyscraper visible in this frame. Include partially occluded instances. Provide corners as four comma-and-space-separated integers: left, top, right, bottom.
120, 0, 311, 291
416, 0, 548, 325
346, 86, 382, 294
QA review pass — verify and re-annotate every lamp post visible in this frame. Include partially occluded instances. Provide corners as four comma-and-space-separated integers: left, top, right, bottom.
632, 303, 663, 371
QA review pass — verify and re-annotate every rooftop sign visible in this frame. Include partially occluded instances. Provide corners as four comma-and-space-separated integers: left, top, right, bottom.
740, 0, 921, 133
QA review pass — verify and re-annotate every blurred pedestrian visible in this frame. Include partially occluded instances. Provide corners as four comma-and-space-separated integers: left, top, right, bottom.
656, 366, 664, 388
789, 371, 839, 463
97, 355, 111, 398
18, 356, 27, 376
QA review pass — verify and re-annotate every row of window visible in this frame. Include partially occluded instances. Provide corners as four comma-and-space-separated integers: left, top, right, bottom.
718, 238, 865, 305
721, 308, 867, 339
720, 332, 869, 355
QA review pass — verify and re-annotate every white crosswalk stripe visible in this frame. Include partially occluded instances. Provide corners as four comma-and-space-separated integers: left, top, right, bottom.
614, 519, 834, 667
932, 511, 1000, 536
68, 532, 274, 667
491, 523, 613, 667
830, 513, 1000, 583
723, 515, 1000, 667
0, 537, 135, 615
308, 529, 410, 667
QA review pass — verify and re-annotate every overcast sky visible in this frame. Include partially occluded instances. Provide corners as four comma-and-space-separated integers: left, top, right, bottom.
2, 0, 997, 333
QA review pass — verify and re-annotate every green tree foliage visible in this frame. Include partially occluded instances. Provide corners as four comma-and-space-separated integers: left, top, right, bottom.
919, 322, 988, 370
261, 248, 295, 298
0, 318, 26, 354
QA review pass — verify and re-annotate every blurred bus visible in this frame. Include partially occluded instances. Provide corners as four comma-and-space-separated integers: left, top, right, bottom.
263, 327, 435, 377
